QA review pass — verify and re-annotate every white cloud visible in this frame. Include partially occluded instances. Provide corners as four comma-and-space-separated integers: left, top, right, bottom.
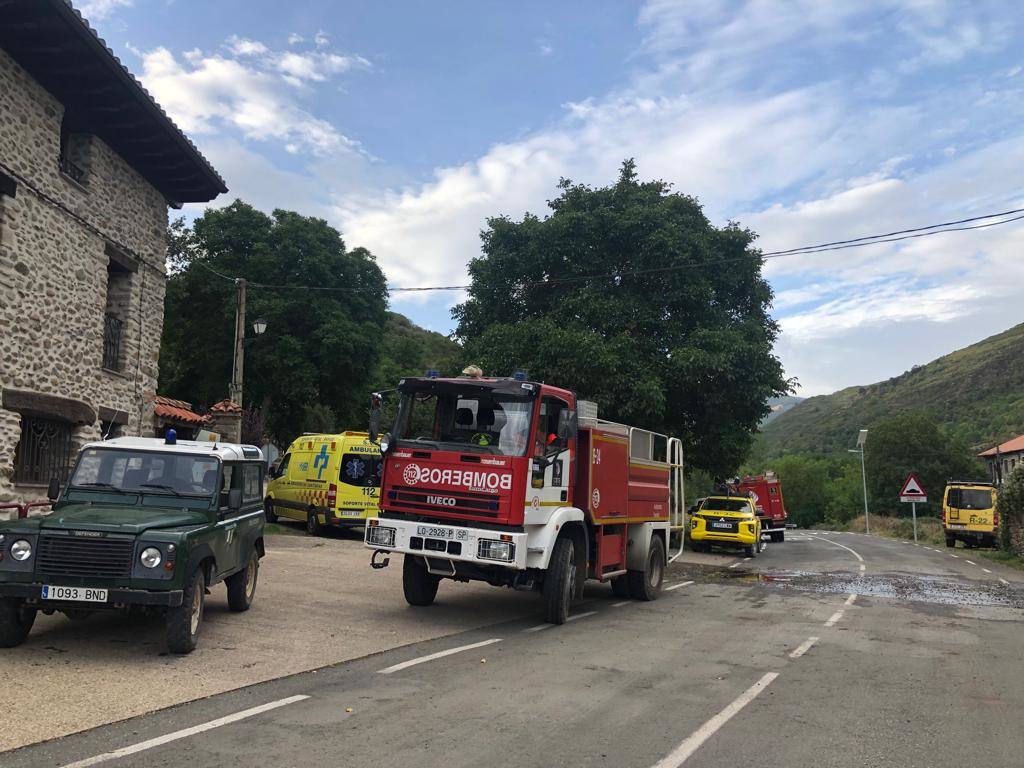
78, 0, 132, 21
314, 30, 330, 48
288, 33, 304, 46
134, 38, 369, 155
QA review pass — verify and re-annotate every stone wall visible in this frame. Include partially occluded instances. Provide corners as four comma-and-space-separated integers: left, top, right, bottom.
0, 48, 168, 513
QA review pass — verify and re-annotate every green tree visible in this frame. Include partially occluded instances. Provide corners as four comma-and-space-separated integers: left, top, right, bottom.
863, 412, 982, 516
159, 201, 388, 446
453, 161, 790, 474
770, 455, 831, 528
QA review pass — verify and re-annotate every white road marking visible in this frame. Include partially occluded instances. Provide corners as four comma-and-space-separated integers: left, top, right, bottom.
566, 610, 597, 622
378, 638, 501, 673
651, 672, 779, 768
844, 593, 857, 606
789, 636, 819, 659
612, 601, 630, 607
965, 560, 976, 565
59, 695, 310, 768
743, 557, 752, 561
728, 562, 742, 569
982, 568, 992, 573
824, 610, 844, 627
524, 624, 552, 632
858, 563, 866, 573
665, 580, 695, 592
950, 554, 959, 558
817, 536, 864, 562
1000, 578, 1010, 585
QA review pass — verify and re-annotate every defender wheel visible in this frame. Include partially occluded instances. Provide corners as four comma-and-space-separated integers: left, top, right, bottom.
265, 499, 277, 524
0, 597, 36, 648
945, 536, 955, 548
166, 568, 205, 654
628, 536, 666, 601
611, 576, 630, 598
226, 549, 259, 612
403, 555, 440, 606
306, 509, 322, 536
544, 537, 576, 624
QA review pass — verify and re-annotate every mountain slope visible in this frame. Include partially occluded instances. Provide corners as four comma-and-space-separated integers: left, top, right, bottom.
761, 395, 804, 426
760, 322, 1024, 456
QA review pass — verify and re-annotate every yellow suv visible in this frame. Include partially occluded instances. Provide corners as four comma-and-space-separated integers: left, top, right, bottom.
689, 495, 762, 557
266, 432, 381, 535
942, 482, 998, 549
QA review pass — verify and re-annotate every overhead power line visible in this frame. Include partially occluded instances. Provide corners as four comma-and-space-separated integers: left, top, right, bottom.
184, 206, 1024, 294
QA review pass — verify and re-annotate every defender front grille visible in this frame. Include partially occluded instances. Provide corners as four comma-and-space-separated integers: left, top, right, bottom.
36, 535, 134, 579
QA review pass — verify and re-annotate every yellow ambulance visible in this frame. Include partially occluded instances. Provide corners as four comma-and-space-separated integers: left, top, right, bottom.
266, 432, 381, 535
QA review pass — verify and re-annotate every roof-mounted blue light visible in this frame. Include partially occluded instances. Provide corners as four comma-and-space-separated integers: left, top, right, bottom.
513, 370, 527, 381
425, 369, 440, 378
165, 428, 177, 445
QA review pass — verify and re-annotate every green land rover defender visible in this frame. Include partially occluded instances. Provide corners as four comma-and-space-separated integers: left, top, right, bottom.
0, 434, 266, 653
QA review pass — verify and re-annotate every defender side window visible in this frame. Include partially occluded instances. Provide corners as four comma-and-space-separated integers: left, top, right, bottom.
243, 464, 263, 503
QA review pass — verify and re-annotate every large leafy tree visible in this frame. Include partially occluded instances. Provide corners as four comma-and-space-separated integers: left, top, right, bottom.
453, 161, 790, 474
160, 201, 388, 445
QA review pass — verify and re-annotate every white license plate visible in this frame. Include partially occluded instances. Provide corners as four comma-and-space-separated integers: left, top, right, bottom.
948, 524, 966, 529
711, 522, 734, 530
416, 526, 470, 541
41, 585, 108, 603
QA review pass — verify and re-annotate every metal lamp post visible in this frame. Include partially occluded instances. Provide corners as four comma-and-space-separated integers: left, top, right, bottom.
847, 429, 869, 535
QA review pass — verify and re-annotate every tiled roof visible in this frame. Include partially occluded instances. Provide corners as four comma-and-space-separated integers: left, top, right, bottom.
978, 434, 1024, 457
209, 399, 243, 414
154, 395, 208, 426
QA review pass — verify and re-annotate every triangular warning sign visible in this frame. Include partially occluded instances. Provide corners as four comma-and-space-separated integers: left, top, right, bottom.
900, 473, 926, 497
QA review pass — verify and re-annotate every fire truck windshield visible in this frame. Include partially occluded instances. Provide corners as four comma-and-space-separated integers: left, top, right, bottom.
394, 382, 536, 456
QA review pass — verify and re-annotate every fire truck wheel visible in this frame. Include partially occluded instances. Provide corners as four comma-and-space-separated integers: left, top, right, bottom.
403, 555, 440, 606
611, 575, 631, 598
628, 536, 666, 601
544, 536, 576, 624
771, 530, 784, 543
0, 597, 36, 648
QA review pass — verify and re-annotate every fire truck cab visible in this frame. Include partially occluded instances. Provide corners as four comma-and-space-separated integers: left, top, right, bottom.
365, 373, 685, 624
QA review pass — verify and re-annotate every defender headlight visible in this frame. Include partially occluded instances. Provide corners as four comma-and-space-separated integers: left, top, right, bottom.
140, 547, 162, 568
11, 539, 32, 561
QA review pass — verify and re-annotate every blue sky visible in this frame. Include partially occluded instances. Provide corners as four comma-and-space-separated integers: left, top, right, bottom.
84, 0, 1024, 396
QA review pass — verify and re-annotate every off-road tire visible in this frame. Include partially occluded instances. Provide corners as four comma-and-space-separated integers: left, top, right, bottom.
403, 555, 440, 607
745, 543, 757, 558
628, 536, 666, 601
945, 536, 956, 548
544, 536, 576, 624
226, 549, 259, 612
755, 535, 763, 554
166, 568, 205, 654
0, 597, 36, 648
771, 530, 784, 543
611, 575, 630, 598
306, 508, 322, 536
265, 498, 277, 524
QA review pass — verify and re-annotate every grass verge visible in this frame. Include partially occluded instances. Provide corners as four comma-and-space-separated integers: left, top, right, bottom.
977, 549, 1024, 572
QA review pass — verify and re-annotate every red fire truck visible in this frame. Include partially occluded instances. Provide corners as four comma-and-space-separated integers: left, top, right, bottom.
364, 373, 685, 624
737, 472, 787, 542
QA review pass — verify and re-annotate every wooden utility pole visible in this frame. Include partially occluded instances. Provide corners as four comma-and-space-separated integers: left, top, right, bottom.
229, 278, 247, 407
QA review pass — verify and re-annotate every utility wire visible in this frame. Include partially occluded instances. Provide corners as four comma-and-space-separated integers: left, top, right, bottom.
182, 206, 1024, 294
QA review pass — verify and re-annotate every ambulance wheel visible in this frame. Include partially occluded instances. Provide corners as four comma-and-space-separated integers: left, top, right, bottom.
403, 555, 440, 606
306, 509, 322, 536
611, 576, 630, 598
544, 536, 576, 624
265, 498, 277, 524
0, 597, 36, 648
628, 536, 665, 601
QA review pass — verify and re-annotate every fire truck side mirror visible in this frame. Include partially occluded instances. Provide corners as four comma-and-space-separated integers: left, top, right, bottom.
557, 409, 577, 441
368, 393, 383, 443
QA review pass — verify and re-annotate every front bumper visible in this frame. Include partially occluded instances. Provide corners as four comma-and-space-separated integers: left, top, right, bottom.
0, 582, 184, 607
690, 523, 758, 546
364, 518, 528, 570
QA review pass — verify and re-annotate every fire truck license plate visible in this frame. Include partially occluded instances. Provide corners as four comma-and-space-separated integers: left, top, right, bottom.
416, 526, 470, 541
41, 585, 108, 603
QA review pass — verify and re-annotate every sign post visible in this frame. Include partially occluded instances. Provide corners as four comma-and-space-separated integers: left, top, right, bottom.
899, 473, 928, 542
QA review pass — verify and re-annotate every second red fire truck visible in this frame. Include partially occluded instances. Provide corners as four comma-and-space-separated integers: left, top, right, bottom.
737, 472, 788, 542
365, 371, 685, 624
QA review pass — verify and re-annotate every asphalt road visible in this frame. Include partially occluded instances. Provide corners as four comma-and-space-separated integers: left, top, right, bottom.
6, 531, 1023, 768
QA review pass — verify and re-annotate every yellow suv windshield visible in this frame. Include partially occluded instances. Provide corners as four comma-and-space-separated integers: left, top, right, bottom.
701, 498, 751, 513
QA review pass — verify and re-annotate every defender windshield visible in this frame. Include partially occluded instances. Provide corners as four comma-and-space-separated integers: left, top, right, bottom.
394, 381, 537, 456
70, 449, 221, 498
946, 488, 993, 510
701, 498, 752, 513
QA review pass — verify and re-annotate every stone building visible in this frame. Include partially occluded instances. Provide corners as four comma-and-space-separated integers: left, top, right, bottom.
978, 434, 1024, 486
0, 1, 226, 514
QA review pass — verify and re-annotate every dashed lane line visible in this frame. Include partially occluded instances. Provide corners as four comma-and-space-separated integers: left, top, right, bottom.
789, 636, 819, 659
982, 568, 992, 573
1000, 578, 1010, 585
965, 560, 977, 565
612, 601, 630, 607
651, 673, 779, 768
728, 562, 742, 569
844, 593, 858, 606
58, 695, 311, 768
665, 580, 695, 592
824, 611, 844, 627
377, 638, 502, 673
